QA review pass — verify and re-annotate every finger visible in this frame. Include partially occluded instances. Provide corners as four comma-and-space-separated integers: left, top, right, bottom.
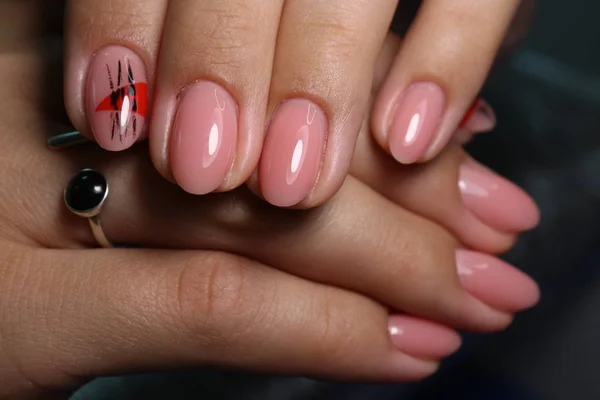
360, 32, 536, 253
64, 0, 167, 150
42, 151, 520, 332
3, 246, 443, 393
351, 136, 539, 253
371, 0, 520, 164
149, 0, 284, 195
256, 0, 397, 207
372, 35, 496, 146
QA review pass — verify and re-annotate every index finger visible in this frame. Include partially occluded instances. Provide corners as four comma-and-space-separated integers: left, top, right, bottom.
63, 0, 168, 150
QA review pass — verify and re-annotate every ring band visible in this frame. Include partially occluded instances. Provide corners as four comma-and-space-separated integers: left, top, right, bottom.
64, 168, 113, 248
49, 131, 113, 248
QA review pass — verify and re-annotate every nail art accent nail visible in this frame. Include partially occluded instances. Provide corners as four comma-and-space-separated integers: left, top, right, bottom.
171, 81, 237, 195
388, 82, 445, 164
460, 98, 496, 132
388, 315, 461, 360
456, 250, 540, 312
459, 158, 540, 232
86, 46, 148, 151
259, 99, 326, 207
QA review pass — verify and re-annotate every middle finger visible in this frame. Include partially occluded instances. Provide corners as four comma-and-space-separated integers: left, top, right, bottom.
150, 0, 284, 194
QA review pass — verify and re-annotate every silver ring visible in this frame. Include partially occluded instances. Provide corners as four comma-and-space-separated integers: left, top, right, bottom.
64, 169, 113, 248
49, 131, 112, 247
50, 131, 111, 247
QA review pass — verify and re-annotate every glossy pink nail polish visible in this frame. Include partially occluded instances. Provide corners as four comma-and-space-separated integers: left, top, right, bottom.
171, 81, 237, 195
456, 250, 540, 312
259, 99, 326, 207
459, 158, 540, 232
388, 315, 461, 360
388, 82, 445, 164
86, 45, 148, 151
460, 98, 496, 133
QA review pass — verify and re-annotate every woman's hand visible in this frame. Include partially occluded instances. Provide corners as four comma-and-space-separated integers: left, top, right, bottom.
63, 0, 520, 208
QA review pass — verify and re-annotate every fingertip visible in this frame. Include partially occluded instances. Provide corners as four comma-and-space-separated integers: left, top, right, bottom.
388, 315, 462, 360
459, 158, 541, 233
456, 250, 541, 313
386, 354, 440, 382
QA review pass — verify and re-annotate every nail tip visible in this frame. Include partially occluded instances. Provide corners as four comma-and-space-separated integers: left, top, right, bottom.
389, 147, 420, 165
176, 179, 221, 196
456, 250, 541, 317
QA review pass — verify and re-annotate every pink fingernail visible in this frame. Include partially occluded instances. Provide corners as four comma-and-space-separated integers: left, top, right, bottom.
170, 81, 237, 195
259, 99, 326, 207
388, 82, 445, 164
86, 45, 149, 151
456, 250, 540, 312
460, 98, 496, 133
388, 315, 461, 360
459, 158, 540, 232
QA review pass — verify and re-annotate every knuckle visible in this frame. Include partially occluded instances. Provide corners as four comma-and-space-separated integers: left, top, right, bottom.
299, 5, 367, 57
311, 294, 362, 364
187, 2, 265, 63
173, 253, 265, 346
384, 217, 456, 283
76, 6, 157, 49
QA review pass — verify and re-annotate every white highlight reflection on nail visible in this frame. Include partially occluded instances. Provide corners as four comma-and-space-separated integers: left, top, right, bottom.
457, 260, 489, 276
291, 139, 304, 174
120, 96, 130, 133
459, 178, 490, 198
208, 123, 219, 156
389, 326, 404, 336
404, 113, 420, 144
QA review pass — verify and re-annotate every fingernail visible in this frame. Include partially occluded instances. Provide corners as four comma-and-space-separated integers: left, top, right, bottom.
459, 158, 540, 232
259, 99, 326, 207
456, 250, 540, 312
86, 45, 149, 151
460, 98, 496, 133
171, 81, 237, 195
388, 315, 461, 360
388, 82, 445, 164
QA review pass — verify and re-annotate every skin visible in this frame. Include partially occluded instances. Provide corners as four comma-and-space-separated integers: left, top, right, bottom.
63, 0, 527, 208
0, 4, 538, 398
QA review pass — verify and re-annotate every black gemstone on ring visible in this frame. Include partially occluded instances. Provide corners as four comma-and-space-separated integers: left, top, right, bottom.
65, 169, 107, 213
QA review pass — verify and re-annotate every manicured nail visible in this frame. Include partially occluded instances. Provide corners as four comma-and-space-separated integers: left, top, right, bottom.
171, 81, 237, 195
86, 45, 148, 151
388, 82, 445, 164
460, 98, 496, 133
388, 315, 461, 360
259, 99, 326, 207
456, 250, 540, 312
459, 158, 540, 232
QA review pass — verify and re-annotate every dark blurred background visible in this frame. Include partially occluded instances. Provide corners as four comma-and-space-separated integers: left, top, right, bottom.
72, 1, 600, 399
